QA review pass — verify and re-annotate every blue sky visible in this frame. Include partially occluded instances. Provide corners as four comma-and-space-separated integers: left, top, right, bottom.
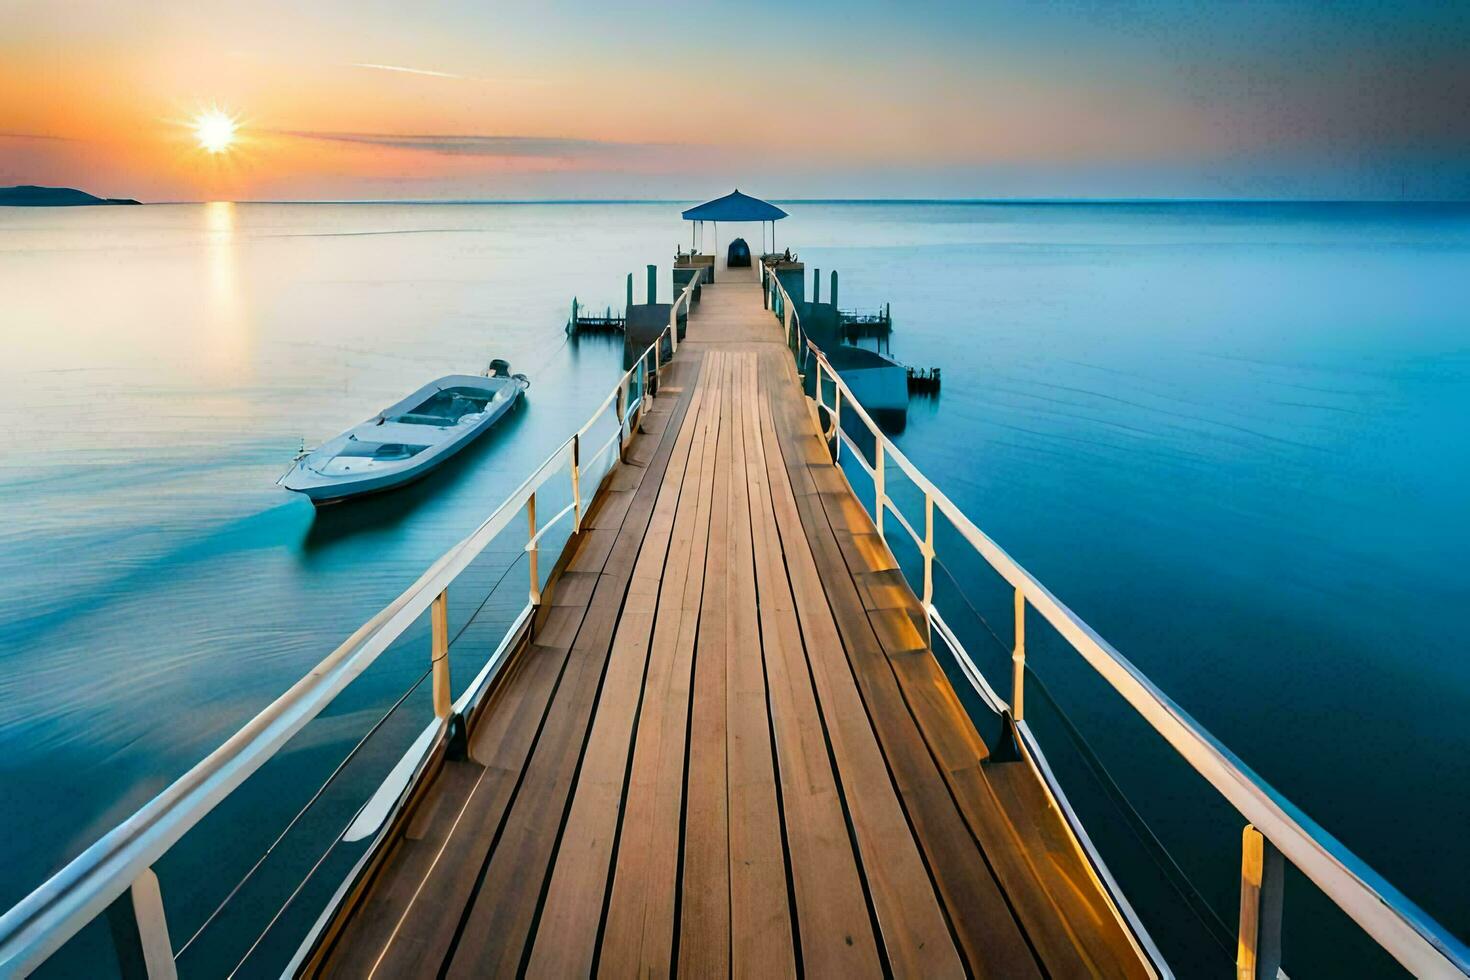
2, 0, 1467, 199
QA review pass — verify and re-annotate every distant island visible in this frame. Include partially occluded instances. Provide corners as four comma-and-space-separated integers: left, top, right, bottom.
0, 185, 141, 206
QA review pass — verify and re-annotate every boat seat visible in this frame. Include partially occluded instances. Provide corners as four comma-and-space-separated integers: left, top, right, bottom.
335, 441, 429, 460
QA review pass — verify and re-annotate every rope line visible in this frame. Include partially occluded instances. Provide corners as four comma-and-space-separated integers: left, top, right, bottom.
448, 547, 526, 652
191, 546, 529, 967
176, 663, 432, 960
1023, 661, 1236, 956
929, 553, 1235, 958
225, 800, 366, 980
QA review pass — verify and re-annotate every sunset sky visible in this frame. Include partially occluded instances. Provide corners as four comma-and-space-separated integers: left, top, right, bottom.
3, 0, 1468, 201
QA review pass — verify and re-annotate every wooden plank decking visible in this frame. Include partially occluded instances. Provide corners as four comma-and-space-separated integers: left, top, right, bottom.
304, 267, 1151, 978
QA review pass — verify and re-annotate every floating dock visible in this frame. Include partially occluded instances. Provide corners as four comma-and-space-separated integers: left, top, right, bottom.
839, 303, 893, 344
566, 298, 625, 335
907, 365, 941, 393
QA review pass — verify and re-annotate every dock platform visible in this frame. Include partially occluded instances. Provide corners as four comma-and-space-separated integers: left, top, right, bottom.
303, 268, 1148, 978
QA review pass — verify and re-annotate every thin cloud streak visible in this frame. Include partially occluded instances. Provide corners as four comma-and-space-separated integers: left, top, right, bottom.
275, 129, 739, 182
344, 63, 546, 86
0, 133, 78, 142
281, 130, 707, 161
349, 63, 462, 79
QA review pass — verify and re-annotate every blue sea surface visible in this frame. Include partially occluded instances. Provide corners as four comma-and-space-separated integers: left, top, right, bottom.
1, 201, 1465, 976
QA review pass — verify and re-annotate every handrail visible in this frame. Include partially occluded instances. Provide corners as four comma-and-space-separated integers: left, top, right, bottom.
762, 261, 1470, 978
0, 319, 678, 976
669, 263, 702, 350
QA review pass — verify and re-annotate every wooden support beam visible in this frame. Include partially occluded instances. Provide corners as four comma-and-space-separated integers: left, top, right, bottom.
431, 590, 451, 719
1238, 824, 1285, 980
527, 493, 540, 606
1012, 588, 1026, 721
105, 869, 175, 980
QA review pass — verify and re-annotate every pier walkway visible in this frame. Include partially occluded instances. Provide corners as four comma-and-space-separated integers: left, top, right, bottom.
7, 218, 1467, 979
305, 268, 1147, 978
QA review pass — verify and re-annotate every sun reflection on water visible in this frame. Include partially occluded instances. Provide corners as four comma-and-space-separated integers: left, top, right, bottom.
200, 201, 250, 377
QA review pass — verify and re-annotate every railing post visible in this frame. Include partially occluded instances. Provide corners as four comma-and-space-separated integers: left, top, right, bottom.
874, 442, 885, 538
570, 434, 583, 532
637, 358, 648, 423
527, 492, 540, 607
922, 494, 934, 609
1238, 824, 1284, 980
616, 375, 629, 462
1011, 587, 1025, 721
431, 590, 451, 720
106, 868, 176, 980
650, 344, 658, 394
833, 382, 842, 462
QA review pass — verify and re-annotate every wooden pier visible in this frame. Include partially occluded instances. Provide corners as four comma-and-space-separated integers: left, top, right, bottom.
7, 224, 1467, 979
303, 266, 1148, 978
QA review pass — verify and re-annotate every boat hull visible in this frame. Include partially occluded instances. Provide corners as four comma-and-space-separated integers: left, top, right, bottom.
280, 374, 525, 505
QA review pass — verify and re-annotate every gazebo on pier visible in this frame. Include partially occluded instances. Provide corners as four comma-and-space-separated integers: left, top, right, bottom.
681, 189, 788, 267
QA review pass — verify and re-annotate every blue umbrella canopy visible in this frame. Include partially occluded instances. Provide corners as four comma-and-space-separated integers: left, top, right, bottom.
681, 189, 787, 222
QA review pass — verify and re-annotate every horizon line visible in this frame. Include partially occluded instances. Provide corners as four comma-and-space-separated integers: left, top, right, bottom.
104, 196, 1470, 207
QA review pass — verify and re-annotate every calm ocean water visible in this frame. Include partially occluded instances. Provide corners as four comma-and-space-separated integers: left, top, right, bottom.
1, 201, 1466, 975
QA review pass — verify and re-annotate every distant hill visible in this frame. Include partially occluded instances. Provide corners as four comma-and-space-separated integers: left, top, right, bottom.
0, 185, 141, 206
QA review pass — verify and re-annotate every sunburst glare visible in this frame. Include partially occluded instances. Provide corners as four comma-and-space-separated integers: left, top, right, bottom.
193, 108, 238, 154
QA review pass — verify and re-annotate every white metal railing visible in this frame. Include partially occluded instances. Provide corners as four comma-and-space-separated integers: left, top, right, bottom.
0, 270, 705, 977
763, 261, 1470, 979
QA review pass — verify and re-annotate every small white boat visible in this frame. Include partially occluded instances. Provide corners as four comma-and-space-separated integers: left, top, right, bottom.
280, 367, 528, 505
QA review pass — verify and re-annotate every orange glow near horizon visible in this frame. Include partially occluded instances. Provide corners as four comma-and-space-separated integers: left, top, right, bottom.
4, 2, 1462, 201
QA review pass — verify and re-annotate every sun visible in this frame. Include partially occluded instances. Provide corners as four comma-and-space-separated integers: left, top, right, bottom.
193, 109, 238, 154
